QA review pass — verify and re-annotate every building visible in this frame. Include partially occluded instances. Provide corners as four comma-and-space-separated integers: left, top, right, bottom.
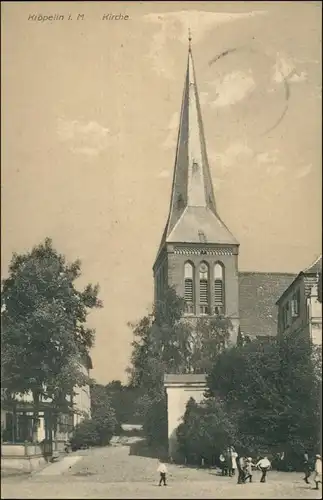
276, 255, 322, 345
154, 38, 311, 458
153, 35, 240, 344
153, 39, 296, 344
1, 354, 92, 445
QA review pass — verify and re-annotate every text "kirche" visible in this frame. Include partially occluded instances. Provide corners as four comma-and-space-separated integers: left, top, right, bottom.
102, 13, 129, 21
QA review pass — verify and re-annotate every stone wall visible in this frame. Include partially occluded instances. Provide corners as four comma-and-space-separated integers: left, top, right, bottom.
1, 443, 46, 473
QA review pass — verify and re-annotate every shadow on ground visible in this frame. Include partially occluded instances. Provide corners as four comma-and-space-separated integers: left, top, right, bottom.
129, 439, 168, 461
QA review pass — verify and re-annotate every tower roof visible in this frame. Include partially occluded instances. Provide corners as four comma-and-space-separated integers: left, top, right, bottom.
157, 39, 238, 256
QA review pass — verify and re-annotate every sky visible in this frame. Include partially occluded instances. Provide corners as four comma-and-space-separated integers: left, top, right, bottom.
1, 1, 322, 384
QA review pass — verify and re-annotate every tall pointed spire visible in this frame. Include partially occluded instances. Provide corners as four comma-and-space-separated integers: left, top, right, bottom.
157, 38, 238, 253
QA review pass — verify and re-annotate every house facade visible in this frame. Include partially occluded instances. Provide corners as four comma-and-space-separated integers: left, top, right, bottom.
1, 355, 92, 444
276, 255, 322, 345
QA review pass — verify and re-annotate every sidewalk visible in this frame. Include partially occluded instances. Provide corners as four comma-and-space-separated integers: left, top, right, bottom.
1, 469, 30, 480
33, 455, 83, 476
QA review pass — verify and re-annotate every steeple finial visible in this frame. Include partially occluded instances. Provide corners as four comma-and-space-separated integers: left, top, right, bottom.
188, 28, 192, 51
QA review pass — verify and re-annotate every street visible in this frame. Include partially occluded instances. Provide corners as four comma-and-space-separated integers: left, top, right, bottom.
1, 443, 322, 499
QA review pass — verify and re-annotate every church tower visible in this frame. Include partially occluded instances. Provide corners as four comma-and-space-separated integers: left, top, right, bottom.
153, 36, 240, 343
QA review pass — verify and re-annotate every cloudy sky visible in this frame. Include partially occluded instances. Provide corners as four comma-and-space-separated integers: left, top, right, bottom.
2, 1, 322, 383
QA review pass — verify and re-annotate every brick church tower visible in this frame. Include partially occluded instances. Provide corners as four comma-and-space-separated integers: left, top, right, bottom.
153, 38, 240, 344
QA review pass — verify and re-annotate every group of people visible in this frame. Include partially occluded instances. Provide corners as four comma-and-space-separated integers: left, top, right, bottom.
156, 450, 322, 489
219, 447, 272, 484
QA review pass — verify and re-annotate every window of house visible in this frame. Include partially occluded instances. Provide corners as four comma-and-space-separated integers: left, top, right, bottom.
214, 262, 225, 315
283, 301, 291, 330
199, 262, 209, 315
160, 266, 164, 297
156, 271, 160, 301
291, 289, 301, 319
184, 262, 194, 315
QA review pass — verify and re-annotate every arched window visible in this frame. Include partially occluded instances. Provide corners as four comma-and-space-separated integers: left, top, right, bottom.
199, 262, 209, 315
214, 262, 224, 315
184, 262, 194, 314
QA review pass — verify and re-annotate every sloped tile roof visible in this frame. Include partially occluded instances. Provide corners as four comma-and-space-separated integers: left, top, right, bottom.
303, 255, 322, 274
167, 207, 238, 245
239, 272, 297, 338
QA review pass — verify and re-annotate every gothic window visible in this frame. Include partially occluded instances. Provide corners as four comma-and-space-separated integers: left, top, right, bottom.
184, 262, 194, 315
199, 262, 209, 315
214, 262, 224, 315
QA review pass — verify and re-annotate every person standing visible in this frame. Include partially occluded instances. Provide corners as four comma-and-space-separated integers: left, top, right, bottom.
237, 454, 246, 484
157, 459, 168, 486
219, 452, 228, 476
231, 447, 238, 477
244, 457, 256, 483
256, 456, 271, 483
303, 451, 311, 484
314, 454, 322, 490
226, 447, 233, 477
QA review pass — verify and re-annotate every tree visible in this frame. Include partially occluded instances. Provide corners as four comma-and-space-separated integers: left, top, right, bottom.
127, 286, 233, 447
127, 287, 192, 391
1, 238, 102, 441
127, 287, 189, 446
189, 316, 232, 373
206, 334, 321, 459
128, 286, 233, 387
90, 383, 118, 444
104, 381, 144, 426
177, 397, 238, 465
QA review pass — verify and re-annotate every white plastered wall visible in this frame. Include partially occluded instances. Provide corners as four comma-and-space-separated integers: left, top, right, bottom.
164, 375, 207, 458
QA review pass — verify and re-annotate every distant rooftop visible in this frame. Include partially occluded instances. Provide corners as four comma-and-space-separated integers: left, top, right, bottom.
303, 255, 322, 274
164, 374, 207, 385
239, 271, 297, 338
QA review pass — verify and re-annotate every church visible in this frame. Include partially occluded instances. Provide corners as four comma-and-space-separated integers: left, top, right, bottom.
152, 38, 298, 458
153, 38, 295, 345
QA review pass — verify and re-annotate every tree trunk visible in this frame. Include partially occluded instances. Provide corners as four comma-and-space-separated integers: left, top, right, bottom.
32, 390, 40, 443
12, 405, 17, 443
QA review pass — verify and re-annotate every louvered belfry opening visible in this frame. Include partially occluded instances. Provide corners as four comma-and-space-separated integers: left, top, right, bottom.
214, 262, 224, 315
199, 262, 209, 315
184, 262, 194, 314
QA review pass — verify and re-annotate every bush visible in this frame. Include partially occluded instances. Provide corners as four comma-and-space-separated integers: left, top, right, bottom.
70, 419, 100, 449
141, 393, 168, 447
70, 408, 117, 449
92, 406, 117, 446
